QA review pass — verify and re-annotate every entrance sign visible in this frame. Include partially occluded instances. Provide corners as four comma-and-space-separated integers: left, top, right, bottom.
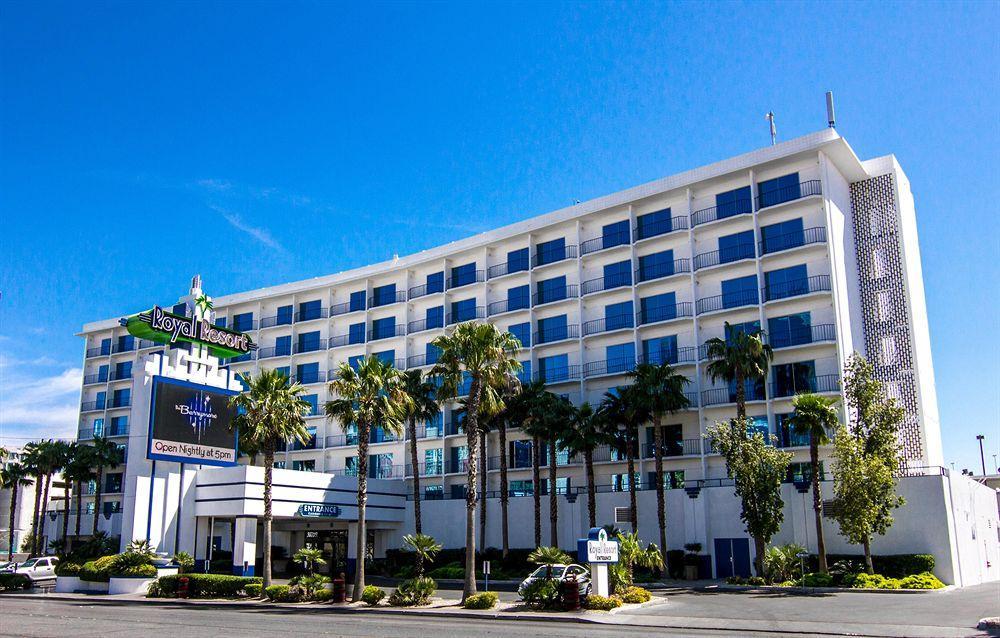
122, 305, 257, 359
586, 528, 620, 563
147, 376, 239, 466
298, 504, 343, 518
577, 527, 619, 598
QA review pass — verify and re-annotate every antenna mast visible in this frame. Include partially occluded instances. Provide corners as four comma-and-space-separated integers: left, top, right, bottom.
765, 111, 776, 145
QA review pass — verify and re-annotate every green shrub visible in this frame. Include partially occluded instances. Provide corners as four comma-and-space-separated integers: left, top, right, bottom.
245, 583, 262, 597
427, 565, 464, 579
145, 581, 162, 597
846, 573, 901, 589
898, 572, 944, 590
112, 564, 158, 578
584, 594, 622, 611
725, 576, 747, 585
393, 565, 415, 579
747, 576, 766, 586
361, 585, 386, 606
763, 544, 806, 584
290, 573, 330, 598
813, 554, 935, 578
388, 576, 436, 606
463, 591, 498, 609
172, 552, 195, 574
265, 584, 302, 602
620, 586, 652, 604
519, 578, 561, 609
80, 555, 118, 582
55, 561, 82, 577
154, 574, 262, 598
802, 572, 833, 587
312, 588, 334, 602
0, 573, 31, 591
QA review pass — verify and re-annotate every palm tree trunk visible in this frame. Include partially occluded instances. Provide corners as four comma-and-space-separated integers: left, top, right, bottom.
810, 433, 828, 573
584, 448, 596, 529
39, 474, 51, 554
478, 427, 487, 555
462, 377, 481, 603
498, 421, 509, 559
408, 417, 422, 535
62, 480, 71, 547
353, 422, 370, 602
653, 415, 667, 562
91, 467, 103, 537
627, 428, 638, 532
30, 473, 42, 555
548, 437, 558, 548
863, 537, 874, 574
74, 480, 82, 538
532, 434, 541, 548
263, 444, 274, 588
8, 487, 18, 560
735, 369, 746, 420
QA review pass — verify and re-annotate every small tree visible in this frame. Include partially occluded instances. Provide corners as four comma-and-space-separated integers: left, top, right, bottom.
609, 531, 663, 593
293, 547, 327, 574
403, 533, 442, 578
706, 418, 791, 576
527, 546, 572, 580
789, 392, 839, 573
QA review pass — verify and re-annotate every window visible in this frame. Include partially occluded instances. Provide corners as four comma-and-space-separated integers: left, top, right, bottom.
602, 220, 630, 248
718, 230, 756, 263
725, 320, 761, 342
611, 473, 640, 492
371, 317, 396, 340
348, 322, 366, 344
639, 292, 677, 324
302, 394, 318, 417
296, 362, 320, 384
721, 274, 759, 308
373, 350, 395, 367
761, 218, 805, 254
768, 312, 812, 348
370, 453, 394, 478
292, 460, 316, 472
372, 284, 397, 307
508, 322, 530, 348
539, 477, 570, 495
757, 172, 801, 208
425, 342, 441, 366
773, 360, 816, 396
95, 391, 106, 410
274, 366, 290, 379
92, 418, 105, 438
538, 353, 570, 382
424, 485, 443, 500
507, 247, 529, 273
536, 315, 568, 343
97, 364, 109, 382
536, 275, 567, 304
297, 331, 321, 352
748, 416, 770, 440
116, 335, 135, 352
232, 312, 254, 332
642, 335, 678, 365
788, 461, 824, 483
604, 301, 634, 331
112, 388, 130, 408
509, 479, 534, 497
102, 501, 122, 515
638, 249, 674, 281
424, 448, 443, 474
764, 264, 809, 300
276, 305, 293, 326
214, 317, 227, 329
424, 412, 443, 437
645, 423, 683, 455
606, 342, 635, 374
776, 413, 811, 447
510, 440, 533, 469
450, 262, 477, 288
109, 415, 128, 436
426, 305, 444, 329
426, 271, 444, 294
349, 290, 366, 312
348, 355, 364, 371
172, 303, 188, 316
603, 260, 632, 289
646, 470, 685, 489
298, 299, 322, 321
518, 360, 532, 385
636, 208, 672, 240
715, 185, 752, 218
114, 361, 132, 379
507, 285, 530, 311
535, 237, 566, 266
275, 335, 292, 356
100, 338, 111, 355
450, 298, 477, 323
728, 376, 765, 403
273, 461, 286, 469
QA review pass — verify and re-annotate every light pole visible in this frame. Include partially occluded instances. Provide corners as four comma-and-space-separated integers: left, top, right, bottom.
976, 435, 986, 476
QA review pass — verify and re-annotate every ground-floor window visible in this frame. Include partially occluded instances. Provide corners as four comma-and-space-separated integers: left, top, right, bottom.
611, 472, 640, 492
292, 460, 315, 472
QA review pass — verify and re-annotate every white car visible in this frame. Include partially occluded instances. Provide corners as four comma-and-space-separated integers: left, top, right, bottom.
518, 563, 592, 598
15, 556, 59, 582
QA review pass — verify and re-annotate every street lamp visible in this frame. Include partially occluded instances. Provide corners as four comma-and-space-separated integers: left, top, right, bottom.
976, 435, 986, 476
796, 550, 809, 587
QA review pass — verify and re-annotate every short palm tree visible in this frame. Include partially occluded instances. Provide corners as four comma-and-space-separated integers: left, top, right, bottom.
611, 531, 663, 592
789, 392, 839, 573
527, 546, 572, 579
561, 402, 608, 529
64, 445, 96, 539
403, 532, 442, 578
326, 357, 410, 602
88, 436, 122, 537
400, 370, 439, 535
0, 462, 33, 560
628, 363, 690, 567
231, 369, 313, 588
293, 547, 327, 574
704, 322, 773, 419
429, 321, 521, 603
598, 387, 649, 532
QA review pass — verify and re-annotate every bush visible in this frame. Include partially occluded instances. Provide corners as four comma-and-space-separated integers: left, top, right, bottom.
80, 555, 118, 582
154, 574, 262, 598
747, 576, 766, 586
802, 572, 833, 588
584, 594, 622, 611
290, 573, 330, 598
112, 564, 158, 578
265, 584, 302, 602
899, 572, 945, 590
846, 573, 901, 589
811, 554, 935, 578
763, 544, 805, 584
55, 561, 82, 577
620, 586, 652, 604
725, 576, 747, 585
463, 591, 498, 609
427, 563, 464, 580
361, 585, 386, 606
519, 578, 561, 609
388, 576, 436, 606
312, 588, 334, 602
245, 583, 262, 597
0, 573, 31, 591
146, 581, 162, 598
173, 552, 195, 574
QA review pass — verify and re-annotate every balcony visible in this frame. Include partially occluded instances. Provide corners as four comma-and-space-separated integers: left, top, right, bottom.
293, 340, 324, 354
487, 260, 530, 280
368, 325, 406, 341
447, 271, 486, 289
446, 418, 466, 436
642, 439, 702, 458
407, 423, 444, 439
408, 282, 444, 299
109, 370, 132, 381
532, 284, 579, 307
83, 373, 107, 385
582, 315, 634, 337
444, 459, 470, 474
287, 434, 320, 452
691, 198, 753, 226
580, 229, 631, 255
447, 306, 486, 325
86, 346, 109, 358
760, 226, 827, 255
405, 462, 444, 477
769, 323, 836, 349
294, 308, 328, 323
637, 346, 697, 366
109, 397, 131, 409
695, 289, 759, 315
290, 370, 325, 385
581, 272, 632, 296
771, 374, 840, 398
230, 320, 258, 332
407, 317, 444, 334
369, 291, 407, 308
138, 339, 161, 350
258, 346, 292, 359
111, 342, 136, 354
532, 244, 578, 268
636, 302, 694, 326
534, 365, 582, 383
756, 179, 821, 210
487, 298, 530, 316
693, 243, 756, 270
533, 324, 580, 345
635, 215, 689, 241
582, 358, 635, 378
337, 465, 405, 480
406, 352, 440, 368
635, 258, 691, 283
762, 275, 831, 303
701, 383, 766, 406
81, 401, 105, 412
486, 454, 535, 471
260, 315, 293, 329
225, 351, 257, 364
325, 430, 402, 448
329, 301, 365, 317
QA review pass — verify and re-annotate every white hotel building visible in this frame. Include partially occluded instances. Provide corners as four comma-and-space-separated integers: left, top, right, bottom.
70, 128, 998, 586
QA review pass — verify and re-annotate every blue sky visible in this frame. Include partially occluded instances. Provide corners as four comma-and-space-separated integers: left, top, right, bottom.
1, 2, 997, 472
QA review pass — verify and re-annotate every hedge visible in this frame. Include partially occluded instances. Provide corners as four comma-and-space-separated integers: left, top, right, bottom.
584, 594, 621, 610
361, 585, 386, 606
154, 574, 262, 598
111, 564, 158, 579
0, 573, 31, 591
264, 584, 302, 602
811, 554, 934, 578
245, 583, 262, 597
80, 555, 118, 582
55, 561, 82, 577
620, 586, 652, 603
463, 591, 498, 609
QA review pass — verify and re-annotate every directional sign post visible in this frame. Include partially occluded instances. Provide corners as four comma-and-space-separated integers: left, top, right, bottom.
577, 527, 619, 597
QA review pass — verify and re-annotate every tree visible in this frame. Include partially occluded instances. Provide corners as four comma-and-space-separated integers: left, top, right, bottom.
628, 363, 691, 566
489, 380, 523, 558
88, 436, 122, 537
0, 462, 33, 560
400, 369, 439, 536
561, 403, 608, 529
64, 445, 96, 539
706, 418, 791, 576
527, 546, 572, 579
326, 357, 410, 601
704, 322, 773, 419
429, 321, 521, 603
598, 387, 649, 532
403, 533, 442, 578
293, 547, 327, 574
22, 440, 59, 555
231, 369, 312, 588
789, 392, 839, 573
504, 380, 549, 548
539, 394, 574, 548
608, 531, 663, 593
832, 355, 905, 574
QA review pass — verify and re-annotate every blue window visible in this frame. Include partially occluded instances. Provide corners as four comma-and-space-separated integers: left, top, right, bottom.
727, 377, 765, 403
276, 305, 293, 325
538, 353, 569, 382
426, 305, 444, 329
109, 416, 128, 436
642, 335, 678, 365
764, 264, 808, 301
776, 413, 811, 447
536, 275, 567, 304
602, 220, 630, 248
450, 262, 477, 288
97, 364, 109, 382
232, 312, 254, 332
606, 342, 635, 374
275, 366, 290, 378
371, 317, 396, 340
636, 208, 672, 240
215, 317, 227, 329
757, 172, 801, 208
95, 391, 107, 410
296, 362, 320, 384
721, 274, 759, 308
507, 285, 530, 311
725, 320, 761, 343
348, 355, 364, 371
518, 360, 532, 385
718, 230, 756, 264
172, 303, 188, 316
748, 416, 770, 440
114, 361, 131, 379
302, 394, 318, 417
349, 290, 366, 312
638, 249, 674, 281
604, 301, 634, 331
510, 440, 533, 471
275, 335, 292, 356
603, 260, 632, 289
768, 312, 812, 348
426, 272, 444, 294
773, 360, 816, 396
348, 322, 366, 344
100, 338, 112, 355
372, 284, 397, 307
116, 335, 134, 351
112, 388, 130, 407
507, 247, 529, 273
761, 218, 805, 254
535, 238, 566, 266
450, 298, 477, 323
425, 342, 441, 366
716, 185, 752, 218
537, 315, 568, 343
374, 350, 396, 367
298, 331, 321, 352
298, 300, 322, 321
508, 322, 530, 348
640, 292, 677, 323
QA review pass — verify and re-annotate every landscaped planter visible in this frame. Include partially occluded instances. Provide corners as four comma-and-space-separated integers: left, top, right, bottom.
109, 576, 155, 595
55, 576, 82, 593
156, 566, 179, 577
76, 579, 110, 594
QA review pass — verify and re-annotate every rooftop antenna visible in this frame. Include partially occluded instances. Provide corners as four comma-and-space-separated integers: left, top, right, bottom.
826, 91, 836, 128
765, 111, 776, 145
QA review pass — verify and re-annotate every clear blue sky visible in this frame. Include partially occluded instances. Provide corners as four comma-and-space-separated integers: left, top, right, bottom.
1, 2, 997, 472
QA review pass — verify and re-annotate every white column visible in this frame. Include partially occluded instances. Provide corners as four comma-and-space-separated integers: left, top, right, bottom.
232, 517, 257, 576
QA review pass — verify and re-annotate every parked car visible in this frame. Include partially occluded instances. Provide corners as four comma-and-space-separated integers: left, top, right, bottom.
518, 563, 591, 598
15, 556, 59, 582
0, 561, 17, 573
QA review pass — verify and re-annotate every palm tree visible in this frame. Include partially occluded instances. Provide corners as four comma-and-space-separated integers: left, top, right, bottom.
400, 370, 439, 535
704, 322, 773, 419
88, 436, 122, 537
561, 403, 608, 529
789, 392, 839, 574
231, 369, 312, 589
22, 440, 58, 555
293, 547, 327, 574
489, 379, 523, 559
539, 394, 573, 548
628, 363, 691, 567
64, 445, 95, 540
598, 387, 649, 532
326, 357, 410, 602
53, 441, 77, 546
504, 380, 547, 549
527, 545, 572, 580
429, 321, 521, 603
403, 533, 442, 578
0, 462, 33, 560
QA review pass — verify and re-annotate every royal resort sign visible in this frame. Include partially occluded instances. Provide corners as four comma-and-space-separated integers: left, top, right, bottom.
122, 305, 257, 359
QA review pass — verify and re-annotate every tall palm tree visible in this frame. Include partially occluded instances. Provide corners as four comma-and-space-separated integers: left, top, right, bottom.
489, 378, 525, 559
231, 369, 312, 588
0, 462, 33, 560
64, 445, 96, 540
37, 440, 71, 553
628, 363, 691, 566
561, 402, 608, 529
400, 370, 439, 535
326, 357, 410, 602
53, 441, 77, 547
429, 321, 521, 603
789, 392, 839, 574
88, 436, 121, 537
598, 387, 648, 532
540, 394, 573, 548
704, 322, 774, 419
22, 440, 56, 555
503, 380, 547, 549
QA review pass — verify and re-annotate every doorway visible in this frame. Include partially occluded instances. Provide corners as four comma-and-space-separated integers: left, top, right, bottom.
305, 529, 349, 577
714, 537, 751, 578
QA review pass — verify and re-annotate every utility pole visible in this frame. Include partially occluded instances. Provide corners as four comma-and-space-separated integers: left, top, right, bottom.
975, 435, 986, 476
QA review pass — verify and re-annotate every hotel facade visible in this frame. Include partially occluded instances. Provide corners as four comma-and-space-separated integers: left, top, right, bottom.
67, 129, 998, 586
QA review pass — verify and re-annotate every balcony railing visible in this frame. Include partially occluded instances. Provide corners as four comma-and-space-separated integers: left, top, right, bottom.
636, 346, 697, 366
368, 325, 406, 341
642, 439, 702, 458
636, 302, 694, 325
760, 226, 827, 255
693, 243, 756, 270
408, 281, 445, 299
532, 244, 578, 268
486, 454, 535, 471
406, 352, 440, 368
83, 373, 107, 385
447, 306, 486, 325
138, 339, 161, 350
447, 271, 486, 289
532, 284, 579, 306
230, 320, 258, 332
330, 301, 365, 317
771, 374, 840, 398
260, 315, 293, 329
696, 289, 759, 314
701, 384, 766, 406
580, 229, 631, 255
407, 423, 444, 439
109, 370, 132, 381
369, 291, 407, 308
293, 340, 324, 354
225, 351, 257, 364
290, 370, 325, 385
582, 315, 634, 336
405, 462, 444, 477
581, 272, 632, 296
635, 215, 689, 241
769, 323, 836, 349
324, 430, 403, 448
762, 275, 831, 302
86, 346, 108, 358
109, 397, 131, 409
446, 419, 466, 436
635, 258, 691, 283
336, 465, 405, 480
258, 346, 292, 359
444, 459, 470, 474
582, 358, 635, 378
691, 198, 753, 226
407, 317, 444, 334
487, 298, 530, 316
294, 308, 328, 322
81, 401, 105, 412
487, 260, 530, 280
534, 365, 582, 383
534, 324, 580, 344
111, 342, 136, 354
756, 179, 821, 209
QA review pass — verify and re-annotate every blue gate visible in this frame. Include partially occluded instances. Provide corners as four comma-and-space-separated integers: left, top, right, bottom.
713, 538, 751, 578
